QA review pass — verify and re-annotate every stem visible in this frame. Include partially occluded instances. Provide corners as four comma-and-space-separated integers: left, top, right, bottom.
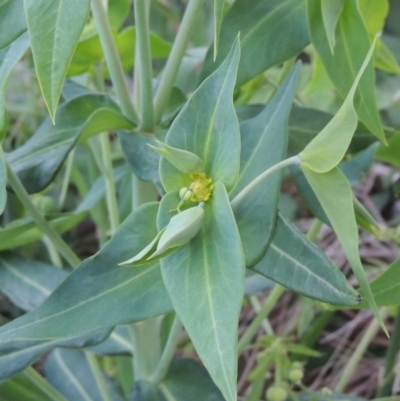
377, 307, 400, 397
6, 162, 80, 268
91, 0, 138, 123
134, 0, 154, 131
99, 133, 120, 234
231, 156, 300, 210
150, 315, 183, 383
153, 0, 205, 123
335, 309, 388, 392
43, 236, 63, 268
306, 219, 323, 242
86, 353, 112, 401
58, 149, 75, 209
249, 296, 274, 335
238, 285, 285, 355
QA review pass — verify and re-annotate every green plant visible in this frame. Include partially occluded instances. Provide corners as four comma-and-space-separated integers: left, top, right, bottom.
0, 0, 400, 400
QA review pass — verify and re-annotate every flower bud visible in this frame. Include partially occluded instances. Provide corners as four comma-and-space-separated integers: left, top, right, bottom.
266, 386, 287, 401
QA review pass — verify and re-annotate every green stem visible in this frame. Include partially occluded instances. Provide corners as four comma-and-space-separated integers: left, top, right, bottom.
231, 156, 300, 210
306, 219, 323, 242
249, 296, 274, 335
91, 0, 138, 123
335, 309, 388, 392
58, 149, 75, 209
99, 133, 120, 234
86, 353, 112, 401
238, 285, 285, 355
153, 0, 205, 123
150, 315, 183, 383
377, 307, 400, 397
6, 162, 80, 268
134, 0, 154, 131
42, 236, 63, 268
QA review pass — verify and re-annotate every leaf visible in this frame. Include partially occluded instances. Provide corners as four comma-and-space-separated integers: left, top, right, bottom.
321, 0, 345, 53
297, 392, 367, 401
0, 203, 172, 381
0, 367, 68, 401
302, 167, 387, 334
0, 252, 67, 311
0, 33, 30, 142
358, 258, 400, 308
45, 349, 124, 401
230, 64, 300, 267
0, 149, 6, 215
201, 0, 309, 86
251, 213, 361, 306
109, 0, 131, 29
0, 0, 27, 50
375, 39, 400, 74
149, 140, 204, 175
300, 40, 376, 173
357, 0, 388, 37
5, 93, 133, 194
158, 184, 245, 401
24, 0, 91, 121
130, 358, 225, 401
213, 0, 224, 60
160, 37, 241, 193
87, 326, 133, 356
307, 0, 385, 142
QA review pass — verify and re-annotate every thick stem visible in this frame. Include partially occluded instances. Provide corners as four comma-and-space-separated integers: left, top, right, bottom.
238, 285, 285, 355
99, 133, 120, 234
134, 0, 154, 131
377, 307, 400, 397
91, 0, 138, 123
231, 156, 301, 210
153, 0, 205, 123
6, 162, 80, 268
335, 309, 388, 392
150, 315, 183, 383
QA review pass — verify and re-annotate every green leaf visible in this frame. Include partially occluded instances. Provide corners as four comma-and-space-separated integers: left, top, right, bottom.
6, 93, 133, 194
87, 326, 133, 356
0, 0, 27, 49
321, 0, 345, 53
131, 358, 225, 401
358, 258, 400, 308
297, 392, 367, 401
0, 252, 67, 311
307, 0, 385, 142
300, 40, 376, 173
357, 0, 388, 37
213, 0, 224, 60
24, 0, 91, 121
376, 134, 400, 166
0, 33, 30, 142
202, 0, 309, 86
158, 183, 245, 401
302, 167, 387, 335
160, 37, 241, 193
0, 203, 172, 380
230, 64, 300, 267
375, 39, 400, 74
251, 213, 361, 306
0, 367, 68, 401
0, 149, 6, 215
45, 349, 124, 401
109, 0, 131, 29
149, 140, 204, 175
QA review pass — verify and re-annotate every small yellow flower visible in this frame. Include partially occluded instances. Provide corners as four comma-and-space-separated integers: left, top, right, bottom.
189, 173, 214, 202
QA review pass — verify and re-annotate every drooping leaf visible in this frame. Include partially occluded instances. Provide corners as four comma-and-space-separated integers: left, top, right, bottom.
87, 326, 133, 356
300, 40, 376, 173
0, 203, 172, 381
357, 258, 400, 308
213, 0, 225, 60
0, 33, 30, 142
0, 149, 6, 215
374, 39, 400, 74
0, 367, 68, 401
0, 252, 67, 311
0, 0, 27, 50
158, 184, 245, 401
229, 64, 300, 267
130, 358, 225, 401
302, 167, 387, 334
251, 213, 361, 306
45, 349, 124, 401
6, 94, 133, 194
160, 37, 241, 193
307, 0, 385, 142
202, 0, 309, 86
24, 0, 91, 121
321, 0, 345, 53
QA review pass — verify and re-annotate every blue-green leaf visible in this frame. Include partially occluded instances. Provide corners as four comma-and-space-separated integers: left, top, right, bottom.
0, 0, 27, 50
